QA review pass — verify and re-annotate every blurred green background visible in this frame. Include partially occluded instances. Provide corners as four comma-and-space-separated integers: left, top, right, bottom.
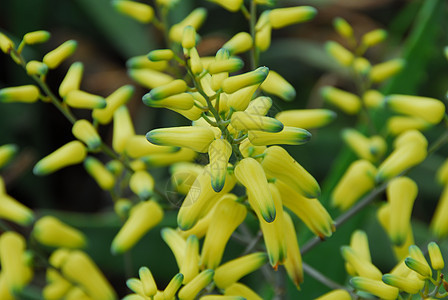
1, 0, 448, 298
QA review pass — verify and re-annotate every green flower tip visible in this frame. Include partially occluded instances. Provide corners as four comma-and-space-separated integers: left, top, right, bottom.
303, 6, 317, 20
404, 257, 432, 278
261, 205, 276, 223
142, 92, 153, 106
110, 239, 124, 255
211, 178, 225, 193
32, 162, 46, 176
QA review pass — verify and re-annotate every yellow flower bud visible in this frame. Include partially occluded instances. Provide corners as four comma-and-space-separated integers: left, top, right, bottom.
169, 8, 207, 43
170, 162, 204, 195
144, 92, 195, 110
144, 79, 188, 101
147, 49, 174, 62
59, 62, 83, 98
161, 227, 187, 269
331, 160, 376, 211
128, 68, 174, 89
208, 58, 244, 74
350, 277, 398, 300
64, 287, 91, 300
325, 41, 354, 67
227, 84, 259, 111
245, 96, 272, 116
61, 250, 117, 300
431, 184, 448, 238
72, 119, 101, 150
276, 179, 334, 239
65, 90, 106, 109
33, 141, 87, 175
209, 0, 243, 12
179, 235, 200, 284
370, 59, 405, 83
182, 26, 197, 49
436, 158, 448, 185
112, 105, 135, 153
208, 139, 232, 192
361, 29, 387, 48
224, 283, 262, 300
43, 40, 77, 69
222, 66, 269, 94
146, 126, 216, 153
222, 32, 253, 55
23, 30, 50, 44
129, 170, 154, 200
341, 246, 382, 280
275, 109, 336, 129
0, 144, 18, 169
125, 135, 178, 159
33, 216, 87, 248
111, 200, 163, 254
84, 157, 115, 190
163, 273, 184, 300
255, 12, 272, 52
248, 126, 311, 146
262, 145, 320, 198
43, 276, 71, 300
382, 274, 424, 294
113, 0, 154, 23
126, 278, 145, 296
231, 111, 283, 133
0, 32, 15, 54
187, 47, 204, 75
345, 230, 371, 275
385, 94, 445, 125
342, 129, 385, 162
142, 147, 197, 167
282, 211, 304, 288
235, 157, 275, 222
315, 289, 351, 300
200, 197, 246, 269
405, 257, 432, 279
178, 269, 214, 300
92, 85, 134, 125
269, 6, 316, 29
0, 232, 28, 293
387, 116, 431, 136
353, 57, 371, 75
138, 267, 157, 297
363, 89, 384, 109
0, 85, 40, 103
214, 252, 267, 289
26, 60, 48, 76
0, 193, 34, 225
260, 70, 295, 101
333, 17, 353, 39
428, 242, 444, 271
321, 86, 361, 115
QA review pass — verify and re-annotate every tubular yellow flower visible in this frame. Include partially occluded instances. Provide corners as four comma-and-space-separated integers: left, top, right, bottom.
112, 105, 135, 153
245, 96, 272, 116
188, 47, 204, 75
23, 30, 50, 44
283, 211, 303, 288
179, 235, 200, 284
0, 193, 34, 225
269, 6, 316, 29
143, 92, 194, 110
129, 170, 154, 199
405, 257, 432, 279
61, 250, 117, 300
370, 59, 405, 83
0, 144, 18, 169
430, 184, 448, 238
169, 7, 207, 44
84, 157, 115, 190
43, 276, 72, 300
126, 277, 145, 296
208, 139, 232, 192
341, 246, 382, 280
72, 119, 101, 150
128, 54, 168, 68
209, 0, 242, 12
345, 230, 371, 276
387, 177, 417, 246
92, 85, 134, 124
227, 84, 259, 111
128, 68, 174, 89
363, 89, 384, 109
385, 94, 445, 125
65, 90, 106, 109
248, 126, 311, 146
200, 197, 247, 269
315, 289, 351, 300
222, 32, 253, 55
333, 17, 353, 39
234, 157, 275, 222
231, 111, 283, 133
276, 179, 334, 238
161, 227, 187, 269
59, 62, 84, 98
111, 200, 163, 254
342, 128, 385, 162
321, 86, 361, 115
142, 147, 197, 167
26, 60, 48, 76
0, 85, 40, 103
178, 269, 214, 300
361, 29, 387, 48
147, 126, 217, 153
147, 50, 174, 64
125, 135, 178, 159
163, 273, 184, 300
325, 41, 354, 67
113, 0, 154, 23
224, 283, 262, 300
350, 277, 399, 300
0, 32, 15, 54
386, 116, 431, 136
260, 70, 295, 101
222, 66, 269, 94
65, 287, 91, 300
376, 130, 427, 182
354, 57, 371, 75
143, 79, 187, 101
33, 216, 87, 248
33, 140, 87, 175
428, 242, 444, 271
208, 58, 244, 74
114, 198, 132, 219
138, 267, 157, 297
331, 160, 376, 211
0, 232, 28, 293
182, 26, 197, 49
262, 145, 320, 198
214, 252, 267, 289
170, 162, 204, 195
43, 40, 77, 69
275, 109, 336, 130
255, 19, 272, 52
382, 274, 424, 294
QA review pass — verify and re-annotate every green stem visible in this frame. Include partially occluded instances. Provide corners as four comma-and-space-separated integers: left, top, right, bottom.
302, 262, 349, 291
